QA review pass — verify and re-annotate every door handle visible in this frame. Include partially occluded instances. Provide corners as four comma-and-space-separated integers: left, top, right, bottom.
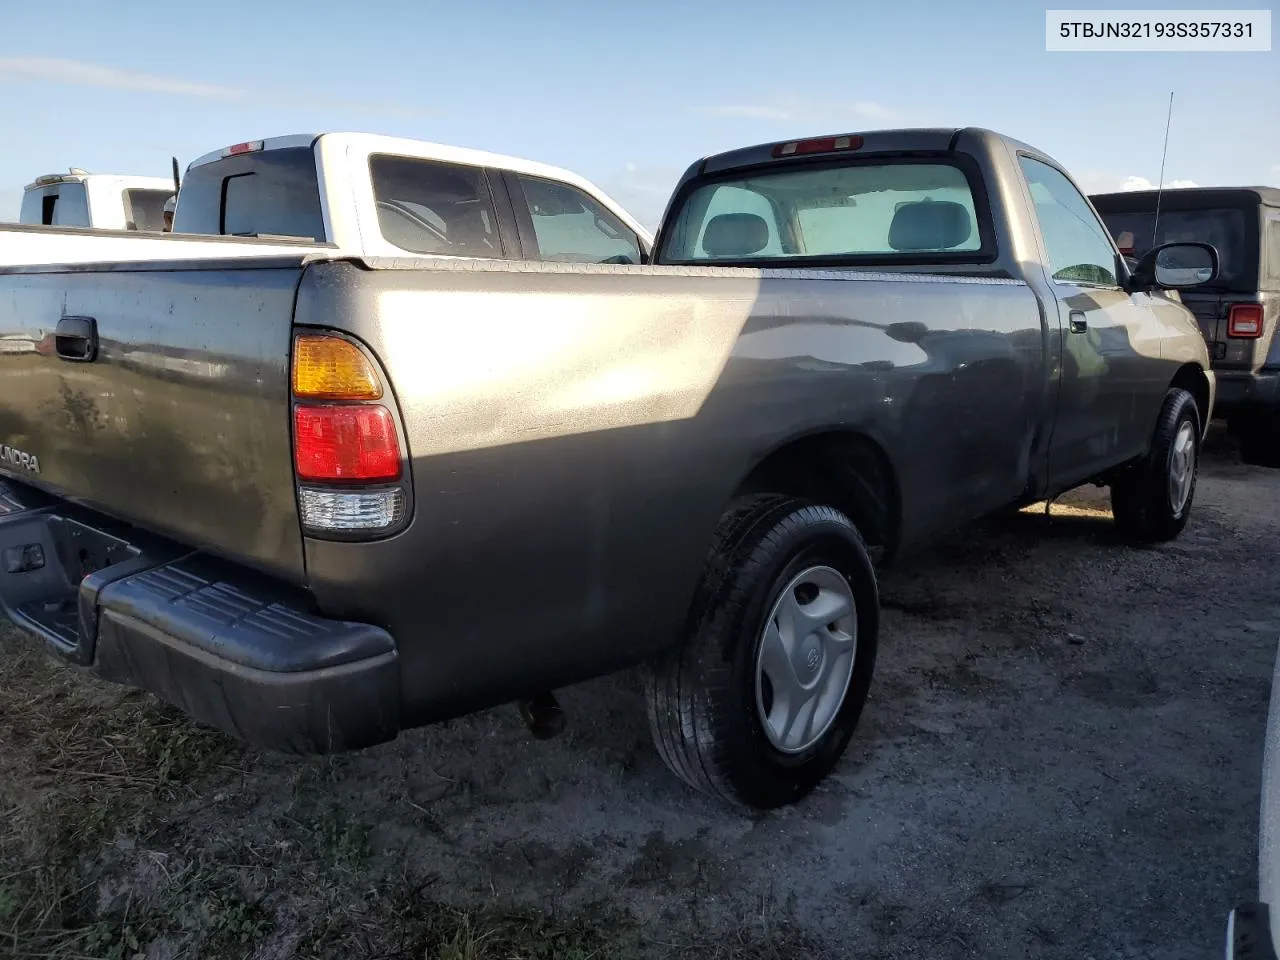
1068, 311, 1088, 334
55, 316, 98, 362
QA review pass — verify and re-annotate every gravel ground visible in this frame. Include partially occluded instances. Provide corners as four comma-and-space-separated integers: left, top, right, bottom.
2, 428, 1277, 958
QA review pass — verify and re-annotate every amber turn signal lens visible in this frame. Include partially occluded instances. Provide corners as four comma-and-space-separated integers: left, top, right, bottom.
292, 335, 382, 400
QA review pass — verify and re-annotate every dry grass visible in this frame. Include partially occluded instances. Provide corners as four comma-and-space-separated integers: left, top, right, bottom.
0, 626, 824, 960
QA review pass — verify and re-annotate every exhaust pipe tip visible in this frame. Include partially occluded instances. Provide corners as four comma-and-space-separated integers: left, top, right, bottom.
517, 692, 565, 740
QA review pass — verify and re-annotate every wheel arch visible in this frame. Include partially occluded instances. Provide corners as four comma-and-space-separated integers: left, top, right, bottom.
731, 428, 903, 561
1170, 362, 1211, 436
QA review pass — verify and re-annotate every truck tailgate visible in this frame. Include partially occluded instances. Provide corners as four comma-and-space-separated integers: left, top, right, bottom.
0, 258, 309, 581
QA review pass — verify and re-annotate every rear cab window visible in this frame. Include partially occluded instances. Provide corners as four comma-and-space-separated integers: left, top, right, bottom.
173, 146, 325, 240
660, 157, 991, 266
19, 182, 90, 227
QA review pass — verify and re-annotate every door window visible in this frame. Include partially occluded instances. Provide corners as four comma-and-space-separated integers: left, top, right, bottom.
1019, 156, 1118, 286
513, 174, 642, 264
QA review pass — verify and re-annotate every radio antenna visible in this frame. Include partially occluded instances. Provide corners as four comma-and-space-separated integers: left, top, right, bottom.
1152, 91, 1174, 241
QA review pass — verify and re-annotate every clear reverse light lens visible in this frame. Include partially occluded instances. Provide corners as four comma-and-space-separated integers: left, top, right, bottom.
299, 487, 405, 533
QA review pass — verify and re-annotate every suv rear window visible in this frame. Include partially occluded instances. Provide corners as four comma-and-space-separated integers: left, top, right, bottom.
661, 160, 989, 265
122, 188, 172, 231
173, 146, 324, 240
1098, 206, 1255, 292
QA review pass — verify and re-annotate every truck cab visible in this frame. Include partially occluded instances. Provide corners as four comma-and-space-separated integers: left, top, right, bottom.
20, 170, 175, 232
173, 133, 652, 263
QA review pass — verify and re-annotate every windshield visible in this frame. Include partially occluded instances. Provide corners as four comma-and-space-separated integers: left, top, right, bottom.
1099, 207, 1254, 291
660, 160, 988, 264
173, 146, 324, 240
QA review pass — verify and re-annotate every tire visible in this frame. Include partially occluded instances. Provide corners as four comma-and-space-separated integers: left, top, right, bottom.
1110, 387, 1201, 542
643, 495, 879, 810
1239, 410, 1280, 468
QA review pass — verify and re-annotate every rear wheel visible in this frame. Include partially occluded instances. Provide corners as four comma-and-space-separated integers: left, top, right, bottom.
1110, 387, 1200, 542
643, 495, 879, 810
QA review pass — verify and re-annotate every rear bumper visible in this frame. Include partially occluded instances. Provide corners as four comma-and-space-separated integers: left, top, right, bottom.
0, 482, 400, 753
1214, 369, 1280, 416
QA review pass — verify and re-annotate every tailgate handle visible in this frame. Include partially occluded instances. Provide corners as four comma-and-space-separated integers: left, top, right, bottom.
55, 316, 98, 362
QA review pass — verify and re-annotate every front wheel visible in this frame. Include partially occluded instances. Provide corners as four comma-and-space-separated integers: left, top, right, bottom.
643, 495, 879, 810
1110, 387, 1201, 542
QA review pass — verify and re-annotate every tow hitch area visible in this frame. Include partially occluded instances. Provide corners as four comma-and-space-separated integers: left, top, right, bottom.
518, 692, 566, 739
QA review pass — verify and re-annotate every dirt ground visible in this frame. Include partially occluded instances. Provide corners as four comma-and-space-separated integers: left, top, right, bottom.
2, 429, 1277, 959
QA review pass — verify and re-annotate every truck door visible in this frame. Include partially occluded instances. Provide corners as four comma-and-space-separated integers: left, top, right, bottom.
1017, 155, 1169, 487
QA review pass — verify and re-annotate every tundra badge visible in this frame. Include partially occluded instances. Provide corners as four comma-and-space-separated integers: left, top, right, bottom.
0, 444, 40, 474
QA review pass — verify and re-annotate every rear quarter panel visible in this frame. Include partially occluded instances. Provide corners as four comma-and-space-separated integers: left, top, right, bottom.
294, 258, 1045, 723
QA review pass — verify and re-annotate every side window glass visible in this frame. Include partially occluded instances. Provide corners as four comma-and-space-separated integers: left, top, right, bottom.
515, 175, 642, 264
1019, 156, 1118, 286
370, 155, 502, 257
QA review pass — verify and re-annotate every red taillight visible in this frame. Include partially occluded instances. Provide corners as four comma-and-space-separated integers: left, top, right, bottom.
1227, 303, 1264, 338
293, 405, 402, 482
223, 140, 264, 157
772, 135, 865, 158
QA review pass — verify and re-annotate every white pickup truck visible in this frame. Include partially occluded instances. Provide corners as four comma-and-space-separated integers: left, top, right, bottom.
18, 169, 174, 232
0, 134, 652, 266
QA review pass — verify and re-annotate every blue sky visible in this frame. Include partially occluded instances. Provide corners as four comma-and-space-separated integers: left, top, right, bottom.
1, 0, 1275, 228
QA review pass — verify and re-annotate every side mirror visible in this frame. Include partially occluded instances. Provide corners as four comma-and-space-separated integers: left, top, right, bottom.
1128, 241, 1219, 291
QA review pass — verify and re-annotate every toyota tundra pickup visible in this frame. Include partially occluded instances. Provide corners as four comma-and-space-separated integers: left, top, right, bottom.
0, 127, 1219, 810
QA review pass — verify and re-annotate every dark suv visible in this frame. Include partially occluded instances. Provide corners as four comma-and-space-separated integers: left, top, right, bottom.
1093, 188, 1280, 465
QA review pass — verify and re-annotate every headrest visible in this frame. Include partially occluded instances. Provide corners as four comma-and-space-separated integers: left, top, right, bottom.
702, 212, 770, 258
888, 200, 973, 251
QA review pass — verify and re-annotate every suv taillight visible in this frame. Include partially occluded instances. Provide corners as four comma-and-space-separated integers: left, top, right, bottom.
1227, 303, 1264, 339
291, 333, 408, 536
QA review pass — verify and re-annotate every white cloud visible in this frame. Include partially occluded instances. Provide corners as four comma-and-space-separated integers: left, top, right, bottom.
1118, 175, 1199, 191
699, 99, 900, 125
0, 57, 244, 99
0, 57, 434, 117
1074, 169, 1199, 194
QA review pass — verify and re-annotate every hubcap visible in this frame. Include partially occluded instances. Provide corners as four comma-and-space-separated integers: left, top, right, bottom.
1168, 420, 1197, 514
754, 565, 858, 754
